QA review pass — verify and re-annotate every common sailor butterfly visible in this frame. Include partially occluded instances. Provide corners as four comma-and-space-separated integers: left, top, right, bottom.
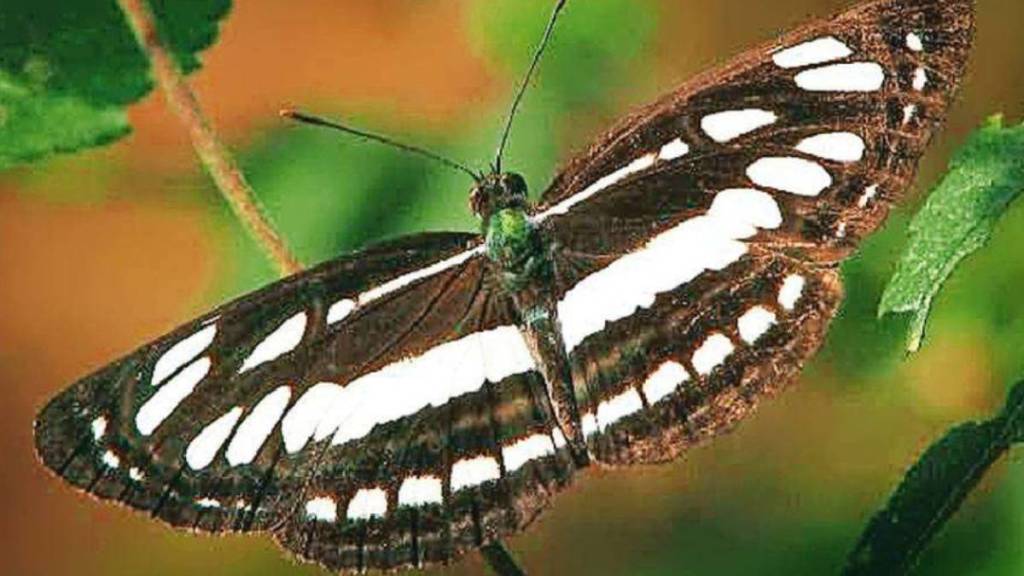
35, 0, 974, 572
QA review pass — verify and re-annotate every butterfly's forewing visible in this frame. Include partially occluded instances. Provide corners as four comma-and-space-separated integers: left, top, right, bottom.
539, 0, 973, 259
534, 0, 973, 462
35, 232, 576, 570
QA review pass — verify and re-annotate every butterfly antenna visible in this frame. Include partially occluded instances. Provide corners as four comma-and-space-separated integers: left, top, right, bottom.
492, 0, 568, 173
280, 109, 481, 181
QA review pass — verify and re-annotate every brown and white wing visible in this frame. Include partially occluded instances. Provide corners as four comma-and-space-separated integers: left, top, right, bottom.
532, 0, 973, 463
35, 232, 575, 572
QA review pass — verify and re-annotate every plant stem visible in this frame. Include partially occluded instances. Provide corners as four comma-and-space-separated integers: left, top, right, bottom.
481, 542, 527, 576
115, 0, 302, 277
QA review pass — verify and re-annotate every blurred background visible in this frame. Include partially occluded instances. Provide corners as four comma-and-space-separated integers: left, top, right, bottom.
3, 0, 1024, 574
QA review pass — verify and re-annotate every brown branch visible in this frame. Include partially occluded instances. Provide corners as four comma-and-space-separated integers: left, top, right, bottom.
116, 0, 302, 278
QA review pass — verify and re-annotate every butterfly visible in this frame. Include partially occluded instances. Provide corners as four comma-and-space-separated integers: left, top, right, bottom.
35, 0, 974, 572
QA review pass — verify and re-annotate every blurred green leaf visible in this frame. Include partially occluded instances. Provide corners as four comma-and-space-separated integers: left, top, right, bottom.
822, 214, 911, 385
879, 116, 1024, 352
469, 0, 656, 112
243, 122, 476, 263
216, 114, 487, 300
0, 0, 230, 169
844, 380, 1024, 576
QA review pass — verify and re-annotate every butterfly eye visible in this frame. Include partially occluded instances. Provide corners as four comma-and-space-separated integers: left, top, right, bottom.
469, 186, 487, 216
504, 172, 528, 196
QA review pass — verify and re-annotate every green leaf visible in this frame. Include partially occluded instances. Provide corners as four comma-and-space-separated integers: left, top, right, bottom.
843, 380, 1024, 576
879, 116, 1024, 352
0, 0, 231, 168
0, 72, 129, 167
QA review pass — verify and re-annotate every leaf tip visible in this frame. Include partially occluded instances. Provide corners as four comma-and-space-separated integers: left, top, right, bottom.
905, 307, 931, 354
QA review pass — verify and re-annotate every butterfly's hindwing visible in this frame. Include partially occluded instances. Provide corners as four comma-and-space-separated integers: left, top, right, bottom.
564, 253, 841, 464
271, 368, 576, 571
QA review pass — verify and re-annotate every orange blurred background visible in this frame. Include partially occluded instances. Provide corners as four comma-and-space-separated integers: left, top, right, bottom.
3, 0, 1024, 574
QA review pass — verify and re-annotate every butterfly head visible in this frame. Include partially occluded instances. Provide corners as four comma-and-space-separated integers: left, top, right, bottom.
470, 172, 529, 221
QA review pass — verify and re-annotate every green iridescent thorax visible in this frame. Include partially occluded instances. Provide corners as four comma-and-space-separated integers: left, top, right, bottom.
471, 172, 552, 291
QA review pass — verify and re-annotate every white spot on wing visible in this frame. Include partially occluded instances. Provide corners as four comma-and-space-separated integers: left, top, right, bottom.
136, 357, 212, 435
226, 386, 292, 466
239, 312, 307, 373
186, 406, 243, 470
91, 416, 107, 440
196, 498, 221, 509
558, 189, 782, 351
747, 157, 832, 196
305, 496, 337, 522
398, 476, 443, 507
795, 62, 885, 92
102, 450, 120, 469
129, 467, 144, 481
701, 109, 778, 143
738, 306, 777, 344
581, 413, 598, 437
281, 382, 346, 453
326, 298, 356, 325
658, 138, 690, 161
151, 324, 217, 386
642, 361, 688, 404
779, 275, 806, 311
318, 326, 535, 447
552, 427, 567, 448
906, 32, 924, 52
902, 104, 918, 125
358, 247, 483, 304
858, 185, 879, 208
796, 132, 865, 162
692, 334, 735, 376
502, 434, 556, 472
913, 67, 928, 91
537, 154, 656, 220
450, 456, 501, 491
772, 36, 853, 69
707, 188, 783, 230
347, 488, 388, 520
596, 389, 644, 432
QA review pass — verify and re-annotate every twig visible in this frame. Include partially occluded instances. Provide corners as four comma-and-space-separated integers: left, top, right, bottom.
115, 0, 302, 277
481, 541, 527, 576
